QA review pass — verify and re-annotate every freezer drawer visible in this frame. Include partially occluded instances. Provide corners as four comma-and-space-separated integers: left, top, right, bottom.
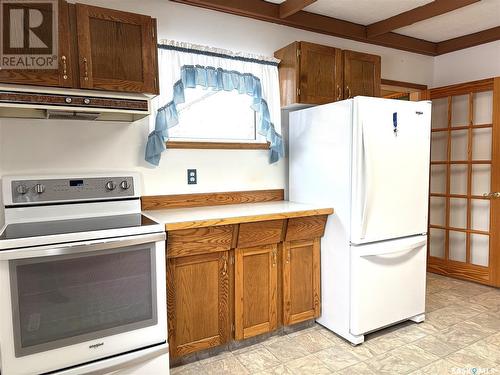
350, 236, 427, 335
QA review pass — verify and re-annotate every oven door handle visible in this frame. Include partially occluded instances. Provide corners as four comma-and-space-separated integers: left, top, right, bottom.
0, 232, 166, 260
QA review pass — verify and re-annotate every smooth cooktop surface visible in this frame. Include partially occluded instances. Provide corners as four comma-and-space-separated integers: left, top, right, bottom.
0, 214, 158, 241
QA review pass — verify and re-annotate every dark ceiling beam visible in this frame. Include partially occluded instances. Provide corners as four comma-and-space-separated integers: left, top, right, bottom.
367, 0, 480, 38
279, 0, 317, 18
170, 0, 438, 55
436, 25, 500, 55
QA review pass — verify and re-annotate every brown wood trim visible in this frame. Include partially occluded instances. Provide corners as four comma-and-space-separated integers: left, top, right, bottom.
429, 224, 489, 236
170, 0, 437, 56
166, 141, 270, 150
163, 208, 334, 231
367, 0, 479, 38
431, 123, 493, 132
437, 26, 500, 55
0, 91, 149, 111
428, 257, 492, 285
429, 78, 494, 99
381, 79, 428, 91
141, 189, 285, 210
491, 77, 500, 287
430, 193, 489, 200
430, 160, 491, 165
279, 0, 317, 18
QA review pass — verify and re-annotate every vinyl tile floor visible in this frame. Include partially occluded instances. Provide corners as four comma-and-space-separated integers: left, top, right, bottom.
171, 273, 500, 374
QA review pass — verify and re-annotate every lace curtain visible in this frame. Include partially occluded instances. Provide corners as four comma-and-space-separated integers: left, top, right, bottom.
145, 40, 283, 166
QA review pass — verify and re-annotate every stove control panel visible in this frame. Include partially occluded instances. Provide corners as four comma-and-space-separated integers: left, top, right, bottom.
10, 176, 136, 204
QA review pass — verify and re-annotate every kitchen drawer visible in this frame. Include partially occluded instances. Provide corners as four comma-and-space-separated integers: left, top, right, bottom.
285, 215, 327, 241
167, 225, 234, 258
237, 220, 284, 248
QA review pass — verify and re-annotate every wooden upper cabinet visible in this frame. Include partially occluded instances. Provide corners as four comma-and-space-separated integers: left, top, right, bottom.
0, 0, 74, 87
343, 50, 381, 99
299, 42, 342, 105
75, 4, 158, 94
235, 244, 278, 340
167, 251, 230, 358
274, 41, 381, 107
274, 41, 342, 107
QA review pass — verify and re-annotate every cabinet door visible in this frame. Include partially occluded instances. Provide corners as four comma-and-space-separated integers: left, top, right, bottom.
343, 50, 381, 98
0, 0, 73, 87
299, 42, 342, 105
167, 251, 230, 358
235, 244, 278, 340
75, 4, 158, 94
283, 239, 321, 325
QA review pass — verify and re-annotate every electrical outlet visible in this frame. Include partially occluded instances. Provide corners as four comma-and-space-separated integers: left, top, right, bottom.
187, 169, 197, 185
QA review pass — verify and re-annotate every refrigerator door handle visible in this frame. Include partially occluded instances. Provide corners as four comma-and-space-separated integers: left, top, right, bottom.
358, 239, 427, 257
360, 123, 371, 239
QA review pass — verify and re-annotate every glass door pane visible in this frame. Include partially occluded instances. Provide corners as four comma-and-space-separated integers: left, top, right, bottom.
10, 244, 157, 356
428, 89, 494, 277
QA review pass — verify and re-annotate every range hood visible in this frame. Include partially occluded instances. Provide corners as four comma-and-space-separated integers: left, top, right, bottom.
0, 84, 152, 122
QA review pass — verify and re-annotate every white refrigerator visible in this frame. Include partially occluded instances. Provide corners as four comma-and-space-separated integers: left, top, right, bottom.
289, 96, 431, 345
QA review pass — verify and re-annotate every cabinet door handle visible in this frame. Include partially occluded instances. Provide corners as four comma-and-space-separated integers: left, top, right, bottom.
83, 58, 89, 81
336, 85, 341, 101
346, 85, 351, 99
61, 55, 68, 80
286, 249, 291, 264
272, 249, 277, 267
222, 256, 228, 276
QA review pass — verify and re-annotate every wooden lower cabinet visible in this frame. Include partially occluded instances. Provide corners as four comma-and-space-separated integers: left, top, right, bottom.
166, 215, 328, 359
167, 251, 230, 357
283, 239, 321, 325
235, 244, 278, 340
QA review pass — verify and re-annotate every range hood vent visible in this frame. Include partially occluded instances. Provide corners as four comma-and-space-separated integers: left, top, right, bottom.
46, 110, 100, 120
0, 84, 152, 122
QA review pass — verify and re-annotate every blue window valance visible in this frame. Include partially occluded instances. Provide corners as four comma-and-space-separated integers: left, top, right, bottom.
145, 64, 284, 166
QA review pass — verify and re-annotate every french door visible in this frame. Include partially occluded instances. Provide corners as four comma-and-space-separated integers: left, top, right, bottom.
427, 77, 500, 286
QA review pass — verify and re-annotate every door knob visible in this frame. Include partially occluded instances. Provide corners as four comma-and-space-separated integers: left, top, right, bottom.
483, 192, 500, 199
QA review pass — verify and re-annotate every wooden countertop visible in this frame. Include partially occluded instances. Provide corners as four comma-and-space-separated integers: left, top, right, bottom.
143, 201, 334, 230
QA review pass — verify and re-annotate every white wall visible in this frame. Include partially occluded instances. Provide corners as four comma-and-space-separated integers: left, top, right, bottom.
433, 41, 500, 87
0, 0, 439, 227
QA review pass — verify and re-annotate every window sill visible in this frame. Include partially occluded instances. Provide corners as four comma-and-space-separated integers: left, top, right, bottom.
166, 141, 270, 150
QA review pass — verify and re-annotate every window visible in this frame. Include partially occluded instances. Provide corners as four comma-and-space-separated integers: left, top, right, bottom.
168, 87, 264, 143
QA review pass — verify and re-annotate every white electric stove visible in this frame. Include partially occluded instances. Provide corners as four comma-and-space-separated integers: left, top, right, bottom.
0, 173, 169, 375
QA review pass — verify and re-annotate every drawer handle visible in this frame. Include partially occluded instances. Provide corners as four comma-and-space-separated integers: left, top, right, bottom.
61, 55, 68, 80
83, 57, 89, 81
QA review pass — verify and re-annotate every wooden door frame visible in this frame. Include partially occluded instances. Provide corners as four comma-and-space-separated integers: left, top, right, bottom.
427, 77, 500, 286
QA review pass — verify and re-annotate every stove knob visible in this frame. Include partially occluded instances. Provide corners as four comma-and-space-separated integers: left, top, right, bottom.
105, 181, 116, 191
120, 180, 130, 190
34, 183, 45, 194
16, 184, 28, 195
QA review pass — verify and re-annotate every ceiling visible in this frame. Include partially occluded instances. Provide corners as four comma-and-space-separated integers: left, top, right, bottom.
265, 0, 500, 42
172, 0, 500, 55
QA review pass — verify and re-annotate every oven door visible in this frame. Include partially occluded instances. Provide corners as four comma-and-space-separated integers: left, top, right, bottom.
0, 232, 166, 375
